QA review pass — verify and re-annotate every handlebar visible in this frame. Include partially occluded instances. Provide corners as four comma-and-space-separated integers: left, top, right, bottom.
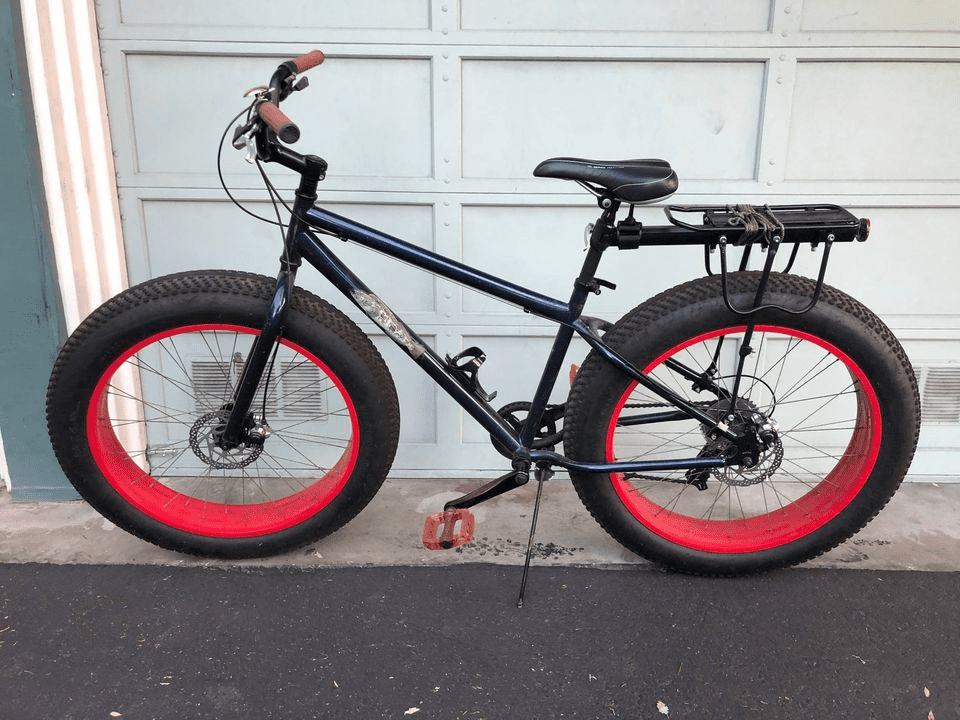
253, 49, 325, 146
286, 49, 325, 74
258, 102, 300, 144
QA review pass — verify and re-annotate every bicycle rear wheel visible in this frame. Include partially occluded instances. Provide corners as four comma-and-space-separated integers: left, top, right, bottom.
47, 271, 400, 558
564, 272, 919, 574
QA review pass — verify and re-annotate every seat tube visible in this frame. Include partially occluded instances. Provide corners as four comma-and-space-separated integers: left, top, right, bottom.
518, 209, 613, 447
519, 323, 576, 448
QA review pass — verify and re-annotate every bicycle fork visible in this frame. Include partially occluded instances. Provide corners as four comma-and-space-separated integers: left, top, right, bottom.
216, 266, 296, 450
216, 156, 323, 451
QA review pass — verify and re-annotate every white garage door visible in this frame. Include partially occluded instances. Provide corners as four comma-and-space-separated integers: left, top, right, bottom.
95, 0, 960, 479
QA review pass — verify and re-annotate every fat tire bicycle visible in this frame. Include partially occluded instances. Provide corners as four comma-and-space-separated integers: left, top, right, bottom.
46, 51, 920, 585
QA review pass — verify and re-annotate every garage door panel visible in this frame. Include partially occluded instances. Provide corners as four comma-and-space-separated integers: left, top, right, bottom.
126, 53, 433, 180
460, 0, 771, 33
138, 198, 437, 317
786, 61, 960, 181
461, 204, 704, 318
462, 59, 765, 181
827, 207, 960, 320
138, 197, 441, 457
369, 335, 438, 447
800, 0, 960, 33
115, 0, 430, 31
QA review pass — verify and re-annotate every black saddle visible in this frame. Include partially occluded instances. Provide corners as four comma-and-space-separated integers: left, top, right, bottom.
533, 157, 678, 204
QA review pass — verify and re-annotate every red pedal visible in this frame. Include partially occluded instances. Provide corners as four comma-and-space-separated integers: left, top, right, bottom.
422, 508, 475, 550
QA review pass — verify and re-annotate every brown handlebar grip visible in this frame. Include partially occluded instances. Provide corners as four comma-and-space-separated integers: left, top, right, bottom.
291, 49, 325, 73
258, 102, 300, 144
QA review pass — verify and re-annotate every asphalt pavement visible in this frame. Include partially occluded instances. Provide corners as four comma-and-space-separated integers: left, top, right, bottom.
2, 563, 958, 719
1, 478, 959, 719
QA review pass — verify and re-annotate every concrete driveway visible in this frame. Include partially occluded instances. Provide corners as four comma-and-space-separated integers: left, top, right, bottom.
1, 479, 958, 571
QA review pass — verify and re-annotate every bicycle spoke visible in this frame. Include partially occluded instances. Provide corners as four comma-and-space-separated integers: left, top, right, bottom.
92, 323, 361, 512
609, 323, 878, 536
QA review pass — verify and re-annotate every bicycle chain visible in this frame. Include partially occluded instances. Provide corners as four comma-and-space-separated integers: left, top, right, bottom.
620, 400, 714, 484
617, 399, 782, 487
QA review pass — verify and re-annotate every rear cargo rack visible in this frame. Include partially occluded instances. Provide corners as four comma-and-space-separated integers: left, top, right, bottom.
619, 203, 871, 317
665, 203, 868, 246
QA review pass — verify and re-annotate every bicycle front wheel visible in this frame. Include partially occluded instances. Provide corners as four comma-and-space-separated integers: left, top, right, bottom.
564, 272, 920, 575
46, 271, 400, 558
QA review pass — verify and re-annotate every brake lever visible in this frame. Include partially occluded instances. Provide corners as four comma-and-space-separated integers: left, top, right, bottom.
230, 85, 272, 163
240, 132, 257, 164
232, 74, 307, 162
230, 125, 257, 164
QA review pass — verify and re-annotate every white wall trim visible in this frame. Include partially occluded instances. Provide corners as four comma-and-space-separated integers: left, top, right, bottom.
0, 426, 10, 493
20, 0, 126, 331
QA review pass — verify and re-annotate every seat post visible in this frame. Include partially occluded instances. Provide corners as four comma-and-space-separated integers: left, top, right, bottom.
568, 201, 620, 316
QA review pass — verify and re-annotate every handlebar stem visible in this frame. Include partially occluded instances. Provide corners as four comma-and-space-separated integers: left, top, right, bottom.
256, 125, 327, 178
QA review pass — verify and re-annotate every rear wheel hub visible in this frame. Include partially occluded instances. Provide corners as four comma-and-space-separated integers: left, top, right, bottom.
698, 397, 783, 487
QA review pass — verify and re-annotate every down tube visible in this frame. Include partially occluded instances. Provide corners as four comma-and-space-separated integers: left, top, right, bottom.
294, 228, 522, 453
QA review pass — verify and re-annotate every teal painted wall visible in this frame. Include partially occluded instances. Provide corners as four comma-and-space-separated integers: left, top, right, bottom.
0, 0, 77, 500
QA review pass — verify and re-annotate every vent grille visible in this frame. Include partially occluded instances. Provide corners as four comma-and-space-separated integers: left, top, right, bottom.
191, 359, 326, 421
919, 365, 960, 424
191, 360, 240, 413
277, 361, 327, 419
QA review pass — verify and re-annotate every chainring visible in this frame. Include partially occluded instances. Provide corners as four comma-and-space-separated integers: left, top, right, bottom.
490, 401, 564, 459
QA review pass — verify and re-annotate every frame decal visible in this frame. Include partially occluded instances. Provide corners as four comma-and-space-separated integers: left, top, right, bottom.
351, 289, 425, 359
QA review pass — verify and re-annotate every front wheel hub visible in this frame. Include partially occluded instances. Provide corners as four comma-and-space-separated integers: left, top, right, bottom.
189, 408, 264, 470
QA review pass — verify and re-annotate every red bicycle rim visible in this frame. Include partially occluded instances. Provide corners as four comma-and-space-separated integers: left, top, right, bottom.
86, 325, 360, 538
606, 325, 882, 554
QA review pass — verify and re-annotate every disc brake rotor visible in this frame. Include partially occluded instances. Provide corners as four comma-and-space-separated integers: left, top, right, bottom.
189, 409, 263, 470
699, 395, 783, 487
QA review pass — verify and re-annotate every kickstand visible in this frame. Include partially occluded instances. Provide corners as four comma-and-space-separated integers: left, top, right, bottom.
516, 465, 553, 609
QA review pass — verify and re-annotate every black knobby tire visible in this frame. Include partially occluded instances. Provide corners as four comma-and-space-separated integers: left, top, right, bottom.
46, 271, 400, 558
564, 272, 920, 575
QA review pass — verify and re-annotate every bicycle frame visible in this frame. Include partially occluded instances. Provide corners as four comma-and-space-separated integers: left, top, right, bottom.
43, 51, 917, 590
219, 151, 730, 480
